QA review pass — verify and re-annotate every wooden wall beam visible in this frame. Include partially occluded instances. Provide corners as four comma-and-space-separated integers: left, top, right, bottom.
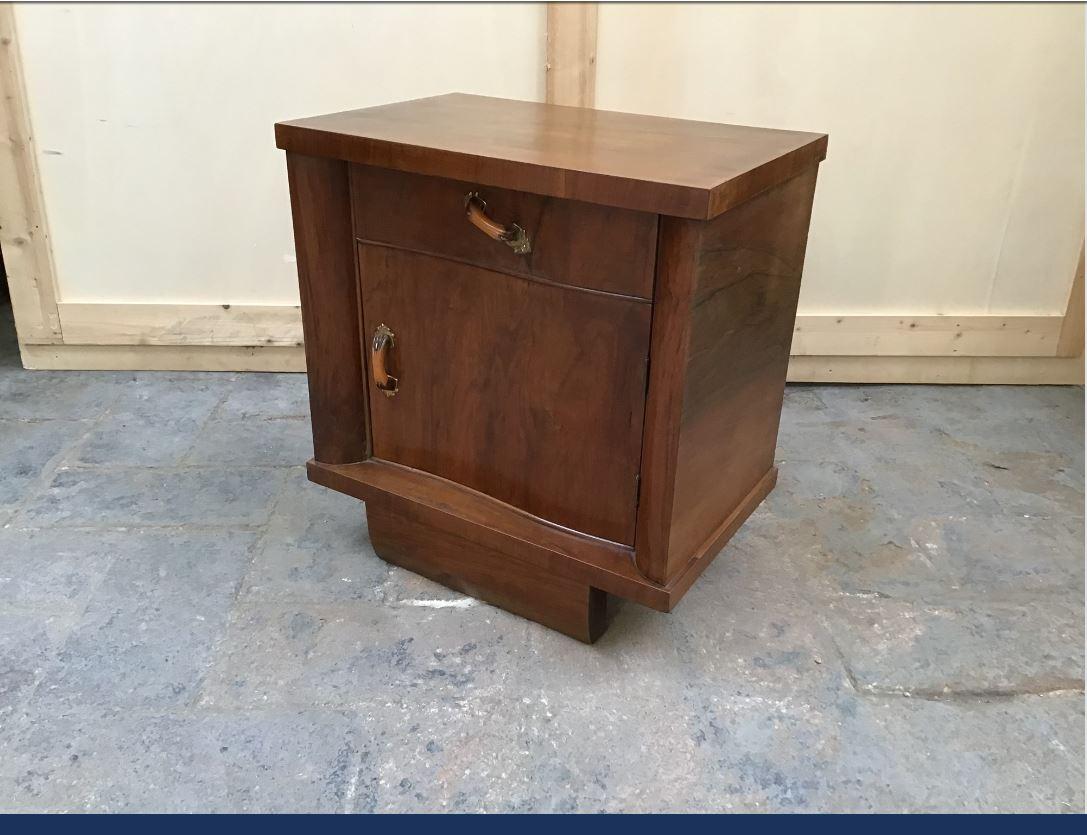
19, 342, 1080, 384
788, 355, 1083, 385
20, 343, 305, 372
793, 314, 1062, 358
545, 3, 598, 107
1056, 244, 1084, 358
57, 302, 303, 347
47, 303, 1073, 359
0, 3, 61, 344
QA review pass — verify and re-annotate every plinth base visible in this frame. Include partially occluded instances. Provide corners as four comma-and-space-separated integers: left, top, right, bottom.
367, 500, 617, 643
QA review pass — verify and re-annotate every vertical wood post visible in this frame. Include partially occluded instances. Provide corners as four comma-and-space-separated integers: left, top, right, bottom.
545, 3, 599, 107
0, 3, 62, 346
286, 152, 370, 463
634, 217, 700, 584
1056, 244, 1084, 358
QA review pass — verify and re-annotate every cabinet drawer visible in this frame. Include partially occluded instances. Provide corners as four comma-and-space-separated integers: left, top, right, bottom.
350, 164, 657, 300
359, 244, 651, 545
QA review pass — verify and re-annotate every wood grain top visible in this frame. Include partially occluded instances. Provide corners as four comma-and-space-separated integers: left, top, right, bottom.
275, 93, 827, 219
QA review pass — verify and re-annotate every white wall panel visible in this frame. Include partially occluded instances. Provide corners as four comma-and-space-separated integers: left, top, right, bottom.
596, 2, 1084, 315
16, 2, 545, 304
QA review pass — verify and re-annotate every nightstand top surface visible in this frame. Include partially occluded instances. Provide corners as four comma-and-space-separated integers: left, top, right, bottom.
275, 93, 827, 219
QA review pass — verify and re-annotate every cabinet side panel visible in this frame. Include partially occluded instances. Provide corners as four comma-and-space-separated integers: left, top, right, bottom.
286, 152, 370, 463
665, 168, 820, 578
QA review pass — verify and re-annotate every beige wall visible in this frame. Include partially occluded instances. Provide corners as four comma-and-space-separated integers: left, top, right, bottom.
16, 2, 544, 305
5, 2, 1083, 379
597, 2, 1084, 315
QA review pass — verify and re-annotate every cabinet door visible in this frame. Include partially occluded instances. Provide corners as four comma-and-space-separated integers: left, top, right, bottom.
359, 244, 651, 545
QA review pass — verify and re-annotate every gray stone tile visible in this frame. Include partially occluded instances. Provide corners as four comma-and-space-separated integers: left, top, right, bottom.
777, 427, 1011, 520
356, 677, 1083, 812
337, 606, 698, 811
942, 513, 1085, 592
780, 386, 1073, 473
19, 467, 286, 527
768, 460, 1052, 598
108, 375, 229, 422
0, 528, 121, 614
0, 708, 366, 812
0, 613, 75, 722
185, 417, 313, 467
914, 387, 1080, 460
670, 685, 854, 812
822, 591, 1084, 698
672, 517, 846, 701
345, 589, 720, 811
31, 530, 258, 709
501, 602, 690, 708
829, 692, 1085, 812
70, 414, 206, 467
0, 368, 1080, 812
0, 419, 92, 515
483, 509, 845, 723
351, 688, 700, 812
214, 374, 309, 420
793, 501, 1084, 601
239, 478, 388, 604
979, 450, 1084, 519
779, 388, 926, 465
0, 371, 128, 420
129, 370, 233, 384
660, 685, 1085, 812
378, 566, 464, 605
773, 458, 868, 503
199, 602, 529, 710
801, 384, 1082, 466
358, 641, 827, 812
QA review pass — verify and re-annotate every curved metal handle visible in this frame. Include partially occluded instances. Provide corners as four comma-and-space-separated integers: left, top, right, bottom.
371, 323, 398, 397
464, 192, 532, 255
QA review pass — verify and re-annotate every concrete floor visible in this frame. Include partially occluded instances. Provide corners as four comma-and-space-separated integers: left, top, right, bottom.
0, 303, 1083, 813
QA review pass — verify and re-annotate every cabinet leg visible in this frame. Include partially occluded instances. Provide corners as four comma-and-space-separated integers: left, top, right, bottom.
367, 501, 614, 643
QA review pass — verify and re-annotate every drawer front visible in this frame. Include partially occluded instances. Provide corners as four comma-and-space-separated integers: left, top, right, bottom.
351, 164, 658, 300
359, 244, 651, 545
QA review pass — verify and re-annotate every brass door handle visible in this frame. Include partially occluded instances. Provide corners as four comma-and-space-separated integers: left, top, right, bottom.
371, 323, 398, 397
464, 192, 532, 255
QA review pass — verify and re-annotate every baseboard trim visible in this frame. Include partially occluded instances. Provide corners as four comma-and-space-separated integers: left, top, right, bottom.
56, 302, 303, 347
48, 304, 1068, 358
792, 314, 1062, 357
16, 303, 1085, 383
787, 354, 1084, 385
19, 342, 306, 372
19, 344, 1084, 384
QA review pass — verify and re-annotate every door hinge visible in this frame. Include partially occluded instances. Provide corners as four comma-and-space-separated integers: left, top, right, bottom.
634, 473, 641, 510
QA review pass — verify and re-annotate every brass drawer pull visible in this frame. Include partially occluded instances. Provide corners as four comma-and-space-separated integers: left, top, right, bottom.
371, 323, 398, 397
464, 192, 532, 255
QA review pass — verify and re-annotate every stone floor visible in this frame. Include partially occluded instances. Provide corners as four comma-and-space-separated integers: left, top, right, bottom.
0, 302, 1082, 812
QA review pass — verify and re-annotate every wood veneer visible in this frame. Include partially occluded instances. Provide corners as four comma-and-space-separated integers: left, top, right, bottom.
277, 93, 827, 219
278, 93, 826, 642
286, 153, 370, 464
351, 164, 658, 299
358, 244, 651, 545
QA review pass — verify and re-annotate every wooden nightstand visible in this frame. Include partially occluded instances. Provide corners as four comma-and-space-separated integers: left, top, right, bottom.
276, 93, 827, 642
